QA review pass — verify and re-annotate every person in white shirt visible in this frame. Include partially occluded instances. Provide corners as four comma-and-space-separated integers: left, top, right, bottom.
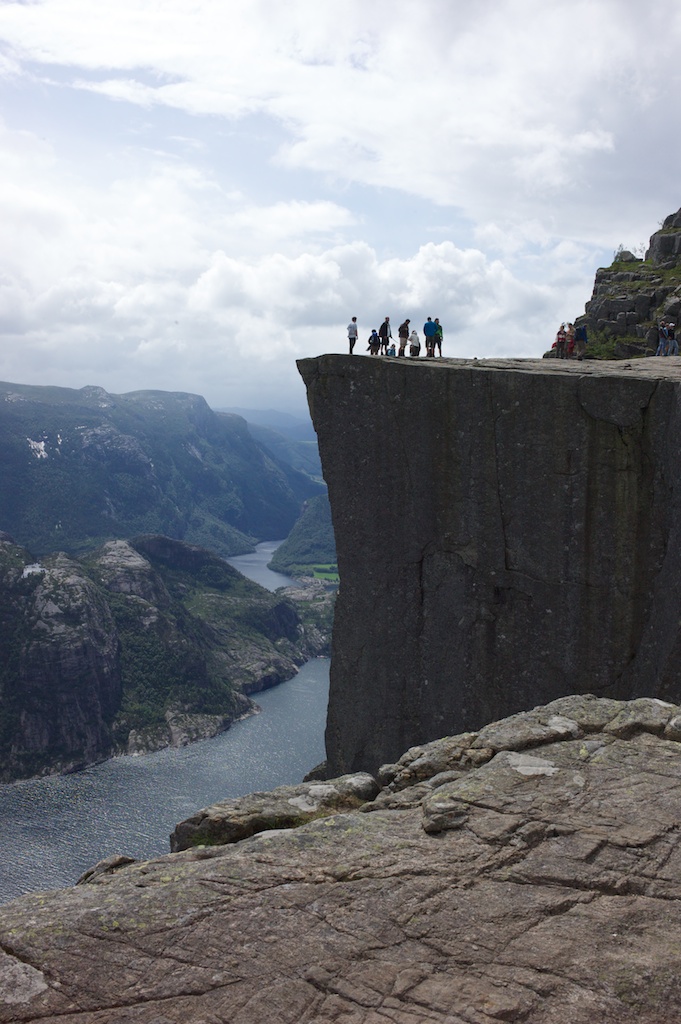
347, 317, 358, 354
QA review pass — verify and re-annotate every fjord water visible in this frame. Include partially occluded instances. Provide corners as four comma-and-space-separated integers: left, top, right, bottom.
0, 543, 330, 904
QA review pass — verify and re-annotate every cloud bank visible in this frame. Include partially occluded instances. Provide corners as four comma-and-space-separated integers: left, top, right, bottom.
0, 0, 679, 411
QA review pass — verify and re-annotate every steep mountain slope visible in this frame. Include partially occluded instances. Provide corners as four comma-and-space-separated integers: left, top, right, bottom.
0, 382, 322, 558
244, 421, 323, 479
268, 493, 336, 576
0, 533, 324, 781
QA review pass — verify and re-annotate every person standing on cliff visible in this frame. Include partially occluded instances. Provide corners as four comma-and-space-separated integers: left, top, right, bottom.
423, 317, 437, 357
555, 324, 567, 359
378, 317, 392, 355
398, 319, 410, 356
566, 323, 576, 358
656, 321, 669, 357
434, 318, 443, 357
347, 317, 358, 354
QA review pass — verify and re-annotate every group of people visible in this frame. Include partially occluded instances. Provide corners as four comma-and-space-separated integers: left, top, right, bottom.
347, 316, 444, 358
655, 320, 678, 356
553, 322, 588, 360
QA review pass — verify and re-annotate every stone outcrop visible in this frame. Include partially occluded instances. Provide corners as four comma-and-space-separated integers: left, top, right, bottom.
4, 695, 681, 1022
170, 772, 379, 850
299, 354, 681, 777
575, 207, 681, 352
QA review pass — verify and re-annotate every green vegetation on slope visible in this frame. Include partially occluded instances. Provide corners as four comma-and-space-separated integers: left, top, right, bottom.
268, 493, 337, 577
0, 533, 324, 780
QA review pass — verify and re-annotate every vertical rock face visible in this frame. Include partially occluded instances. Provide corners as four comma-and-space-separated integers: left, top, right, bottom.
0, 543, 121, 778
298, 354, 681, 776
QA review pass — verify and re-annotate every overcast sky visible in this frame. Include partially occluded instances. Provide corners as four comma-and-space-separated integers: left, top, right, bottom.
1, 0, 679, 416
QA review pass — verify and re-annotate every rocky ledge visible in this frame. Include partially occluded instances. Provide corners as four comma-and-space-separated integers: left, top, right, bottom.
3, 694, 681, 1023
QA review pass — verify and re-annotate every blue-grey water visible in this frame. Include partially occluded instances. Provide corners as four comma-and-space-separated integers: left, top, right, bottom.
227, 539, 296, 590
0, 543, 329, 904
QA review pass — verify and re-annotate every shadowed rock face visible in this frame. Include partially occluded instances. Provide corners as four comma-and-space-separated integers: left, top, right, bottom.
299, 355, 681, 776
3, 695, 681, 1023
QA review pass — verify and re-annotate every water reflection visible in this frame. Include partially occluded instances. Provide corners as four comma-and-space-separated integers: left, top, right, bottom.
0, 540, 329, 903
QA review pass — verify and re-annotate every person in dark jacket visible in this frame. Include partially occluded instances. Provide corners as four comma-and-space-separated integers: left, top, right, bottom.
398, 319, 410, 357
434, 318, 443, 357
378, 317, 392, 355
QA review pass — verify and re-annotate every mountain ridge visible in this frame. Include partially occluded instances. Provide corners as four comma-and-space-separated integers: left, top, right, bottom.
0, 381, 323, 558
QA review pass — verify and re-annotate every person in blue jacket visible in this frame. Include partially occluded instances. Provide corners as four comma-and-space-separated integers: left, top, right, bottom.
423, 317, 437, 357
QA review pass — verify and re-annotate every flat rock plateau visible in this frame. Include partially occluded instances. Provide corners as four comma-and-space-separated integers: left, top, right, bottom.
3, 694, 681, 1023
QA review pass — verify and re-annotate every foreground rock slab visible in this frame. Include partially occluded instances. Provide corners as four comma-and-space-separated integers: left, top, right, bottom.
3, 695, 681, 1023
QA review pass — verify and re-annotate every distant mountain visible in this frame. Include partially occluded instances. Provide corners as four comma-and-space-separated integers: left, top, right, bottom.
244, 422, 323, 480
0, 533, 329, 781
0, 383, 323, 558
221, 407, 317, 443
269, 493, 336, 576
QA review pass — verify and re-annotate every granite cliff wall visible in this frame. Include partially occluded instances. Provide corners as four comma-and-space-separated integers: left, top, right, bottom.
299, 354, 681, 776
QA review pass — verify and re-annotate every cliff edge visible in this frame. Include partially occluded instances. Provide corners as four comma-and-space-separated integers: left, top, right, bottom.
299, 354, 681, 775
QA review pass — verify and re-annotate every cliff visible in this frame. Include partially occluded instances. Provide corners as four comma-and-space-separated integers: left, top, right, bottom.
299, 354, 681, 776
2, 695, 681, 1023
0, 533, 328, 780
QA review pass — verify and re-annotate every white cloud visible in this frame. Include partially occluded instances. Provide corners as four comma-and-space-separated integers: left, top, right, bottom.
0, 0, 680, 411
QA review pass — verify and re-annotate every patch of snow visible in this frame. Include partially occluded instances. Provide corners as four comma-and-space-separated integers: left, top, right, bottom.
26, 438, 47, 459
22, 563, 45, 577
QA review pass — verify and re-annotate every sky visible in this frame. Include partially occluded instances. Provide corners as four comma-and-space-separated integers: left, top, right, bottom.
1, 0, 680, 416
